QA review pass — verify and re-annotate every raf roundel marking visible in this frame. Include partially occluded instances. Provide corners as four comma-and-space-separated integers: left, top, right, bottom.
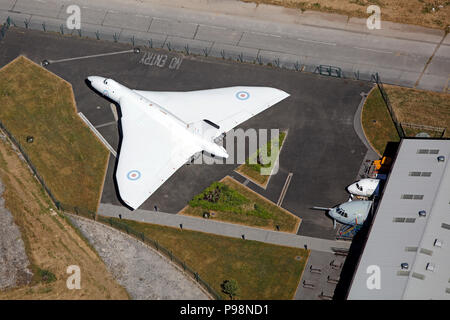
127, 170, 141, 181
236, 91, 250, 100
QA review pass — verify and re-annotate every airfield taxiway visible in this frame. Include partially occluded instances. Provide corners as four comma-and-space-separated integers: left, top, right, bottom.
0, 27, 372, 239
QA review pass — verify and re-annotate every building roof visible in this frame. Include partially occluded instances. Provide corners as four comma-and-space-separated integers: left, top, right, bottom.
347, 139, 450, 300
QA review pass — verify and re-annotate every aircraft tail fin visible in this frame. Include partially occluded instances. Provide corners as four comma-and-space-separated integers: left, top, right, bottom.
187, 119, 221, 141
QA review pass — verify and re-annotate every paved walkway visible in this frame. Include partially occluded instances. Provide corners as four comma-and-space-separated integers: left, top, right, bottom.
0, 0, 448, 92
98, 203, 350, 253
294, 250, 345, 300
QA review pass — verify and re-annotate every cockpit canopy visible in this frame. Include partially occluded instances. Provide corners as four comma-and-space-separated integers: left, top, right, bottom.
336, 207, 348, 218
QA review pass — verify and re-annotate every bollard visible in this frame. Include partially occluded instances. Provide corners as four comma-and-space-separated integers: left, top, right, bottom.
274, 58, 280, 68
256, 54, 263, 65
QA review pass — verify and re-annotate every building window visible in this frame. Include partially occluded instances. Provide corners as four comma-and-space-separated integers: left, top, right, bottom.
412, 272, 425, 280
420, 248, 433, 256
416, 149, 439, 154
409, 171, 432, 177
401, 194, 424, 200
393, 217, 416, 223
441, 223, 450, 230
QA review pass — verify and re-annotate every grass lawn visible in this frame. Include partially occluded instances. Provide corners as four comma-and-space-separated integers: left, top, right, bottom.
235, 131, 286, 187
0, 56, 109, 212
385, 84, 450, 137
362, 85, 449, 155
0, 135, 128, 299
108, 218, 309, 300
180, 176, 300, 233
244, 0, 449, 29
361, 86, 400, 155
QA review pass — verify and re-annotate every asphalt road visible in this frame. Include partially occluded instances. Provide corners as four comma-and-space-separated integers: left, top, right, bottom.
0, 27, 371, 239
0, 0, 448, 92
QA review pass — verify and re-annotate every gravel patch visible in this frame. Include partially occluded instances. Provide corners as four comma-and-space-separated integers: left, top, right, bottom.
68, 215, 209, 300
0, 179, 33, 290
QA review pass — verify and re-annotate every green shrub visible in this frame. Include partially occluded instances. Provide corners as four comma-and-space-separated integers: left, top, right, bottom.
189, 182, 249, 213
221, 279, 240, 300
36, 268, 56, 284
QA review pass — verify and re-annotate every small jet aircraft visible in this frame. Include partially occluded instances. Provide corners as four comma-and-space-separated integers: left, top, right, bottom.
312, 199, 372, 228
87, 76, 289, 209
347, 178, 380, 197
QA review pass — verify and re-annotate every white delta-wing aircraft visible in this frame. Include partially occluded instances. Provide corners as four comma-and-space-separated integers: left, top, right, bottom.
87, 76, 290, 210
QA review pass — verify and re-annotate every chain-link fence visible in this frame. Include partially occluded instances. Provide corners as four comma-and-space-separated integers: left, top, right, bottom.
0, 119, 60, 206
0, 118, 222, 300
1, 15, 385, 83
372, 72, 405, 138
400, 122, 446, 138
95, 215, 221, 299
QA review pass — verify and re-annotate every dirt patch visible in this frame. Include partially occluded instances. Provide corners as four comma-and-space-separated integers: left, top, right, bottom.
385, 84, 450, 136
0, 179, 33, 290
245, 0, 450, 29
68, 215, 209, 300
0, 133, 128, 299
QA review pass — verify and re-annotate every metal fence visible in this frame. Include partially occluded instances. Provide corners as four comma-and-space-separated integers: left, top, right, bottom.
401, 122, 446, 138
0, 119, 222, 300
69, 206, 222, 300
372, 72, 405, 138
1, 15, 385, 83
0, 16, 12, 41
0, 119, 60, 206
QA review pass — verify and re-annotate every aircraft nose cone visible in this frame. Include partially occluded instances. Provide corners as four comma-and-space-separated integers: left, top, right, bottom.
86, 76, 103, 90
87, 76, 102, 83
347, 184, 357, 194
87, 76, 98, 84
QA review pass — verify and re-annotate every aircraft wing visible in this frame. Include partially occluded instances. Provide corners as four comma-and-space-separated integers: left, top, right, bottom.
116, 99, 201, 209
134, 87, 289, 136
